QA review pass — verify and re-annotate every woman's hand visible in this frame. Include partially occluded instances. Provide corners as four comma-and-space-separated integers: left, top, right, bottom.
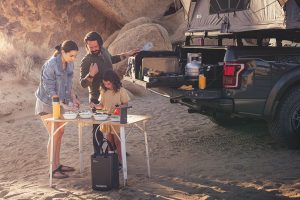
73, 97, 81, 109
61, 102, 77, 112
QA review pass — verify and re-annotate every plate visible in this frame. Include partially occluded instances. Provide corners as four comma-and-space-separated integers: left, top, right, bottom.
94, 114, 109, 121
79, 111, 92, 119
110, 115, 120, 122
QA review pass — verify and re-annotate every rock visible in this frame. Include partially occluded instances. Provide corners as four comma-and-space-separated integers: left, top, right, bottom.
87, 0, 174, 25
103, 30, 120, 49
113, 59, 129, 79
109, 23, 172, 54
119, 17, 153, 34
0, 0, 119, 47
122, 80, 147, 97
155, 8, 186, 36
108, 23, 172, 77
124, 88, 136, 100
153, 8, 188, 44
170, 21, 188, 44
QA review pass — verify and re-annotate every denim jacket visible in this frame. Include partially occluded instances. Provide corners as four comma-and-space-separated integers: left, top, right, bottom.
35, 54, 74, 106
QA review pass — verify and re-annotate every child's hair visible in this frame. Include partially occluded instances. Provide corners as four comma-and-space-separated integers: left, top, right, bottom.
101, 70, 122, 92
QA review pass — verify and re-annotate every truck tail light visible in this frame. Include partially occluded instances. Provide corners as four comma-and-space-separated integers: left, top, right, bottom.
223, 63, 245, 88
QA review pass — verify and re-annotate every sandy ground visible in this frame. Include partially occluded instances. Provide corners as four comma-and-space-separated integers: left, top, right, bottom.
0, 76, 300, 200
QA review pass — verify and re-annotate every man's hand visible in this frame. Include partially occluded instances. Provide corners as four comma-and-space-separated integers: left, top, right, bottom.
89, 63, 99, 77
122, 48, 140, 59
89, 102, 96, 109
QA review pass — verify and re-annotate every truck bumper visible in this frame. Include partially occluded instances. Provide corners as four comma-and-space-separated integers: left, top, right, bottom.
170, 89, 233, 114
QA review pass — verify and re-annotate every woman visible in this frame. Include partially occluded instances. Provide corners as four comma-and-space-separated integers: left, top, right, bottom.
35, 40, 80, 179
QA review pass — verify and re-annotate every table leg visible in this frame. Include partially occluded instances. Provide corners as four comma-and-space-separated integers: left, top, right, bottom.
120, 126, 127, 186
49, 121, 55, 187
78, 123, 83, 173
143, 121, 151, 178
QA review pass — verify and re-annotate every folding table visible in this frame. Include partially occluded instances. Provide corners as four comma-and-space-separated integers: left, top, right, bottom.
45, 115, 151, 187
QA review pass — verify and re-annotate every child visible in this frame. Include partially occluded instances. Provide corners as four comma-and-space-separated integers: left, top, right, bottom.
92, 70, 130, 164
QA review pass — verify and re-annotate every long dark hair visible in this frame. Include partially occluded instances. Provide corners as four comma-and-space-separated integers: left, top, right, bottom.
101, 70, 122, 93
84, 31, 103, 49
53, 40, 78, 57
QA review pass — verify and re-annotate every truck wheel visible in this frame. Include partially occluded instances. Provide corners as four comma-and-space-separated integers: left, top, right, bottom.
269, 87, 300, 149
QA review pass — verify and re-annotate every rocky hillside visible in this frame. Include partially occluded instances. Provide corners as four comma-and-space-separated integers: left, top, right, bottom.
0, 0, 188, 84
0, 0, 186, 48
0, 0, 119, 47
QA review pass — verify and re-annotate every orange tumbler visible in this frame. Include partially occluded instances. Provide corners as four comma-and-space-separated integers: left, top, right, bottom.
52, 96, 61, 119
198, 74, 206, 89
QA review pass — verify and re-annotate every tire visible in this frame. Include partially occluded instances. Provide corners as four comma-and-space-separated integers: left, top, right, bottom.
268, 87, 300, 149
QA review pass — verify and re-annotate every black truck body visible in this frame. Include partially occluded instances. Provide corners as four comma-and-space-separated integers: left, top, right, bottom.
124, 0, 300, 147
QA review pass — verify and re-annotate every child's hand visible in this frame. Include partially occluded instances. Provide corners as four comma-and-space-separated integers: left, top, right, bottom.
95, 104, 103, 109
90, 102, 103, 110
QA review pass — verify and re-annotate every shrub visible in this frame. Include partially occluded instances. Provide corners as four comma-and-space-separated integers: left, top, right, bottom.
0, 33, 50, 80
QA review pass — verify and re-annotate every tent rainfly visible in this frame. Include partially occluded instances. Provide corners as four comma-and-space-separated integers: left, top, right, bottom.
186, 0, 300, 33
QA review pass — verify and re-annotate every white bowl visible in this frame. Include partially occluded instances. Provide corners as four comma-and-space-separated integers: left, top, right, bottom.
110, 115, 120, 122
63, 112, 77, 120
94, 114, 109, 121
79, 111, 92, 119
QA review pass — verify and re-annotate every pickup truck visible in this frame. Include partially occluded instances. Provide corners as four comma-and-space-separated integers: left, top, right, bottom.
124, 30, 300, 148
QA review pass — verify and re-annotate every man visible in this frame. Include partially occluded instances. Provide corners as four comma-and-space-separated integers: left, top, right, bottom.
80, 31, 138, 155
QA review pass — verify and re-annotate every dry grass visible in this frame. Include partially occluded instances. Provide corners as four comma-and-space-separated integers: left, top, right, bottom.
0, 33, 88, 96
15, 56, 34, 80
0, 33, 50, 81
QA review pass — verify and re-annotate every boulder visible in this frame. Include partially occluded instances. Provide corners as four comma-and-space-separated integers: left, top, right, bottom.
103, 30, 120, 49
119, 17, 153, 34
122, 80, 147, 97
170, 21, 188, 44
108, 23, 172, 77
155, 8, 186, 36
0, 0, 119, 48
109, 23, 172, 53
87, 0, 173, 25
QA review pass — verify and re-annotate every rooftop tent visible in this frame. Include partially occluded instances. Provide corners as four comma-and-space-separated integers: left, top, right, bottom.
188, 0, 300, 33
